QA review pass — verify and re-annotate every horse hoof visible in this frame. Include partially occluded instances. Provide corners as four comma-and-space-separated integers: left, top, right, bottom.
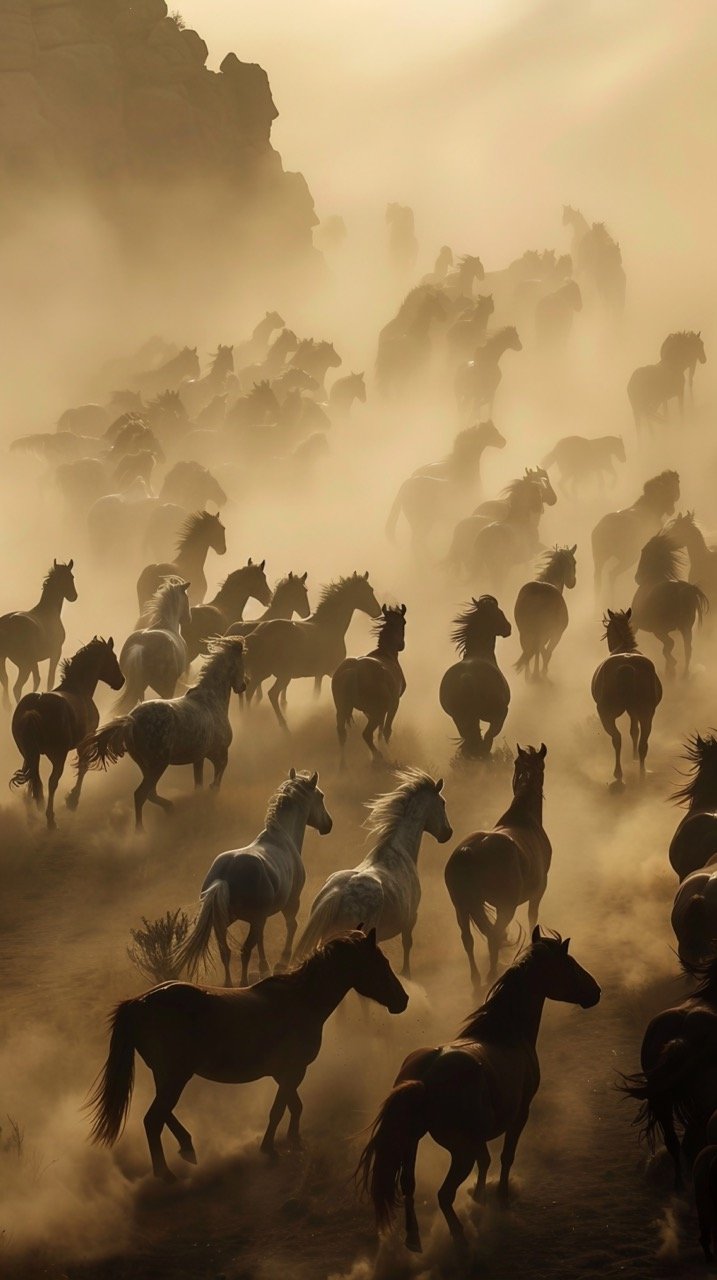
179, 1145, 197, 1165
260, 1144, 279, 1162
65, 794, 78, 811
608, 779, 625, 794
405, 1232, 423, 1253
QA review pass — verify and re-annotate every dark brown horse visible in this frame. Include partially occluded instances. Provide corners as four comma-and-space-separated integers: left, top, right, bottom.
225, 572, 310, 640
182, 560, 272, 663
88, 929, 407, 1179
10, 637, 124, 829
669, 732, 717, 881
136, 511, 226, 609
444, 745, 551, 985
357, 930, 599, 1254
0, 560, 77, 707
631, 528, 708, 677
439, 596, 511, 758
591, 609, 662, 787
332, 604, 407, 767
592, 470, 680, 595
514, 545, 576, 680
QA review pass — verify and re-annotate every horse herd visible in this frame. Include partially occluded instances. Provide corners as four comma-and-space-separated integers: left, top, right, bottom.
4, 202, 717, 1266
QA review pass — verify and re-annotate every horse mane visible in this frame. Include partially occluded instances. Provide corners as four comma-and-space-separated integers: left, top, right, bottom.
672, 732, 717, 806
371, 606, 404, 646
175, 509, 219, 554
451, 597, 499, 656
265, 770, 318, 826
602, 609, 638, 653
679, 950, 717, 1002
315, 574, 366, 613
661, 331, 702, 360
537, 546, 575, 582
142, 577, 186, 628
58, 637, 106, 686
214, 563, 265, 603
364, 768, 438, 843
460, 933, 564, 1039
635, 531, 683, 584
642, 470, 679, 501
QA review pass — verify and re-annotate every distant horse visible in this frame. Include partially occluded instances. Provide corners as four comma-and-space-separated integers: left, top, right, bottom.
136, 511, 226, 609
234, 311, 285, 367
534, 280, 582, 346
455, 326, 523, 416
470, 476, 557, 591
117, 579, 190, 711
357, 929, 599, 1254
660, 331, 706, 400
144, 390, 191, 447
439, 596, 512, 758
445, 745, 550, 984
225, 381, 281, 437
514, 545, 577, 680
385, 421, 506, 550
328, 372, 366, 415
175, 770, 333, 986
445, 468, 556, 580
387, 203, 418, 274
443, 254, 485, 300
225, 572, 310, 641
592, 470, 680, 594
180, 345, 234, 418
332, 604, 407, 767
631, 529, 708, 677
0, 560, 77, 707
158, 461, 227, 511
679, 512, 717, 609
669, 732, 717, 881
79, 636, 246, 831
290, 339, 342, 390
578, 222, 626, 312
237, 328, 298, 388
88, 928, 407, 1179
296, 771, 452, 976
244, 573, 381, 729
445, 296, 495, 364
542, 435, 625, 496
591, 609, 662, 787
671, 855, 717, 966
183, 560, 272, 663
376, 293, 447, 396
562, 204, 590, 255
134, 346, 199, 397
10, 637, 123, 829
621, 953, 717, 1189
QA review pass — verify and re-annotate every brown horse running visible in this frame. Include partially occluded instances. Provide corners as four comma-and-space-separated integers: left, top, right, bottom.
439, 596, 512, 758
87, 929, 407, 1179
136, 510, 226, 609
357, 930, 600, 1254
182, 560, 272, 663
592, 470, 680, 595
630, 528, 708, 678
514, 545, 576, 680
591, 609, 662, 787
0, 560, 77, 707
332, 604, 406, 767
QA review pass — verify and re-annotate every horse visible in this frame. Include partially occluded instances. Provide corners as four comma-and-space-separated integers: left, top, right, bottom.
116, 579, 190, 711
514, 545, 577, 680
660, 331, 706, 400
621, 953, 717, 1190
455, 327, 523, 416
442, 254, 485, 300
295, 771, 452, 976
444, 744, 550, 985
470, 479, 556, 591
225, 572, 310, 640
179, 345, 234, 418
143, 391, 191, 449
225, 381, 281, 438
328, 372, 366, 415
79, 636, 246, 831
631, 528, 708, 677
386, 202, 418, 274
385, 421, 506, 551
10, 637, 124, 829
0, 560, 77, 708
182, 560, 272, 663
289, 339, 342, 390
136, 511, 227, 610
534, 280, 582, 347
439, 596, 512, 758
542, 435, 625, 496
357, 928, 600, 1254
627, 353, 686, 437
445, 468, 556, 581
332, 604, 406, 767
87, 928, 408, 1180
234, 311, 285, 367
175, 770, 333, 987
669, 732, 717, 881
591, 609, 662, 787
562, 204, 590, 258
592, 470, 680, 595
237, 328, 298, 388
158, 461, 227, 511
677, 511, 717, 608
134, 346, 199, 397
376, 292, 447, 396
244, 573, 381, 729
445, 296, 494, 363
671, 855, 717, 966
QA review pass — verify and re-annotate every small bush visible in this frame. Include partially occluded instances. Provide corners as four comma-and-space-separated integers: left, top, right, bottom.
127, 909, 190, 984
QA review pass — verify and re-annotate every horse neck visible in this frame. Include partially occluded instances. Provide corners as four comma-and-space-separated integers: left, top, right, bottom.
299, 950, 357, 1023
266, 797, 311, 854
191, 660, 233, 710
686, 771, 717, 814
465, 631, 498, 663
175, 532, 210, 577
539, 563, 566, 591
473, 971, 546, 1047
682, 525, 709, 570
213, 580, 251, 617
311, 592, 357, 636
375, 792, 435, 867
58, 658, 100, 698
156, 601, 184, 634
35, 579, 66, 615
372, 635, 401, 661
500, 781, 543, 828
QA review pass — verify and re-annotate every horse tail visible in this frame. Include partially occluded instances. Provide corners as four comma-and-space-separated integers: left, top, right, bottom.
685, 583, 710, 626
114, 644, 145, 713
86, 999, 137, 1146
385, 483, 406, 542
295, 890, 347, 959
619, 1037, 695, 1150
174, 879, 230, 979
79, 716, 133, 772
356, 1081, 428, 1229
10, 708, 43, 802
331, 661, 357, 743
444, 844, 494, 935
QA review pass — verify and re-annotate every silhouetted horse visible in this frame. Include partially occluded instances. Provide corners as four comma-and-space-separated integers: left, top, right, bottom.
446, 468, 556, 579
175, 770, 333, 986
88, 929, 407, 1179
332, 604, 407, 767
534, 280, 582, 347
328, 372, 366, 415
134, 346, 199, 397
542, 435, 625, 496
136, 511, 226, 609
0, 560, 77, 707
628, 349, 687, 436
289, 339, 342, 390
234, 311, 285, 367
669, 732, 717, 881
631, 528, 708, 677
445, 745, 550, 984
514, 545, 577, 680
591, 609, 662, 787
660, 331, 706, 400
357, 929, 599, 1253
455, 326, 523, 415
10, 637, 123, 829
446, 295, 494, 363
592, 470, 680, 595
376, 292, 447, 396
439, 596, 511, 758
117, 579, 190, 711
225, 572, 310, 641
183, 560, 272, 663
386, 202, 418, 274
679, 512, 717, 610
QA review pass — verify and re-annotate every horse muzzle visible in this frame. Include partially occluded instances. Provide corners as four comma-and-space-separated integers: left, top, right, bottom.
388, 986, 409, 1014
581, 985, 601, 1009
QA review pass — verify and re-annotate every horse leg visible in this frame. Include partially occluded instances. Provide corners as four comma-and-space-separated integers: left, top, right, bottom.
629, 716, 639, 761
638, 714, 654, 780
313, 675, 323, 700
268, 679, 290, 731
47, 654, 59, 691
363, 717, 384, 765
255, 920, 270, 978
0, 657, 9, 709
400, 925, 413, 979
498, 1104, 530, 1202
216, 919, 233, 987
134, 767, 171, 832
45, 753, 66, 831
680, 626, 693, 678
656, 630, 676, 679
472, 1141, 491, 1203
437, 1144, 474, 1250
455, 906, 480, 987
598, 710, 623, 783
260, 1083, 289, 1156
286, 1081, 306, 1151
165, 1112, 197, 1165
276, 906, 298, 972
240, 922, 260, 987
193, 759, 204, 789
13, 665, 31, 704
144, 1074, 189, 1181
487, 907, 512, 981
66, 752, 88, 811
401, 1139, 422, 1252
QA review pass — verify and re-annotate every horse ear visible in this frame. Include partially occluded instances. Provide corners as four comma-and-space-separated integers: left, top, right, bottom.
288, 571, 294, 579
532, 925, 542, 944
435, 777, 444, 792
247, 557, 253, 566
260, 559, 266, 570
289, 767, 296, 779
53, 558, 57, 567
516, 744, 525, 757
570, 544, 577, 555
68, 558, 74, 570
365, 927, 377, 947
472, 596, 479, 606
607, 608, 614, 619
561, 937, 571, 953
356, 921, 365, 933
301, 571, 308, 582
401, 603, 407, 615
108, 637, 114, 650
309, 770, 318, 788
539, 743, 547, 758
626, 607, 632, 619
363, 571, 369, 579
181, 581, 190, 592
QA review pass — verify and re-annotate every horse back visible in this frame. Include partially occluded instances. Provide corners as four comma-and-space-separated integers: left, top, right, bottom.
591, 652, 662, 712
425, 1039, 539, 1141
0, 611, 50, 661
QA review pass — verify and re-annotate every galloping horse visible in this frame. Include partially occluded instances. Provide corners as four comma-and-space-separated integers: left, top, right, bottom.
183, 560, 272, 663
677, 511, 717, 610
0, 560, 77, 707
80, 637, 246, 830
630, 528, 708, 677
444, 744, 551, 985
295, 771, 452, 978
591, 609, 662, 787
592, 470, 680, 595
514, 545, 577, 680
225, 572, 310, 640
660, 331, 706, 401
446, 468, 556, 579
669, 732, 717, 881
136, 511, 226, 609
175, 770, 333, 986
455, 326, 523, 416
332, 604, 407, 767
439, 596, 512, 758
10, 637, 124, 829
542, 435, 625, 496
357, 930, 599, 1254
117, 579, 190, 710
88, 929, 407, 1180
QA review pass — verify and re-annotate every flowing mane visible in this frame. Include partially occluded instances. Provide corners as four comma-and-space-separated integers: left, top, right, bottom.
460, 934, 565, 1040
189, 635, 244, 694
42, 561, 71, 590
642, 470, 679, 502
371, 605, 405, 646
537, 546, 575, 583
602, 609, 638, 653
450, 597, 499, 656
672, 732, 717, 806
174, 509, 221, 555
364, 769, 438, 843
313, 574, 366, 618
264, 770, 318, 826
57, 637, 106, 687
635, 531, 683, 584
679, 949, 717, 1002
141, 577, 186, 628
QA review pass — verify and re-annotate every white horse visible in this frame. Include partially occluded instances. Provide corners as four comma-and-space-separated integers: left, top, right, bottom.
116, 577, 190, 711
295, 770, 452, 977
174, 769, 333, 986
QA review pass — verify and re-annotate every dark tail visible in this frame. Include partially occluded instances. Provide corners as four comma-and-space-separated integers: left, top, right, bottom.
356, 1081, 427, 1229
619, 1037, 694, 1149
86, 999, 137, 1146
385, 483, 405, 543
10, 709, 43, 802
445, 846, 494, 933
685, 583, 710, 626
78, 716, 133, 771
